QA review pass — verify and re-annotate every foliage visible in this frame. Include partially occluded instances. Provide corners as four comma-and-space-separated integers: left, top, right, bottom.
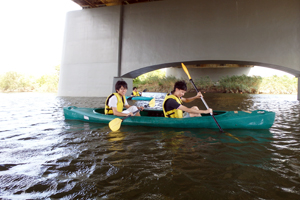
35, 65, 60, 92
258, 75, 297, 94
191, 76, 215, 92
0, 71, 34, 92
134, 75, 177, 93
134, 69, 215, 93
218, 74, 263, 93
0, 66, 297, 94
134, 73, 297, 94
0, 65, 60, 93
133, 69, 166, 85
133, 69, 170, 92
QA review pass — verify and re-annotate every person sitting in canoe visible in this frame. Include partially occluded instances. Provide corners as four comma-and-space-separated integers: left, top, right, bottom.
131, 87, 141, 97
163, 80, 212, 118
105, 81, 144, 117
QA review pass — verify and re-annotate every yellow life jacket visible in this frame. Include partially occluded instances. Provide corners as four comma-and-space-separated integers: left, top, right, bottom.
105, 93, 126, 115
162, 94, 183, 118
132, 91, 140, 96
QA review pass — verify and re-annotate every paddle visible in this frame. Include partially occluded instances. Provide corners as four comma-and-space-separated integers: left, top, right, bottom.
127, 89, 148, 100
181, 63, 224, 131
108, 98, 155, 131
181, 63, 241, 141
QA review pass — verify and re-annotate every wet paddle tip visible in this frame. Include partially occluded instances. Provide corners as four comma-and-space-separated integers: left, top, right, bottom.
108, 118, 122, 131
225, 132, 242, 142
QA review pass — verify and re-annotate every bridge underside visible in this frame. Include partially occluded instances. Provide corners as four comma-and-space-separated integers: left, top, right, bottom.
72, 0, 163, 8
59, 0, 300, 99
122, 60, 299, 79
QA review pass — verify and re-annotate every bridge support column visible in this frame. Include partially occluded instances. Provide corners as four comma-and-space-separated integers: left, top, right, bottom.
113, 77, 133, 96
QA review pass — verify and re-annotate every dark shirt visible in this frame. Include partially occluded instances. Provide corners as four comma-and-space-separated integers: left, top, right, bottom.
164, 98, 181, 112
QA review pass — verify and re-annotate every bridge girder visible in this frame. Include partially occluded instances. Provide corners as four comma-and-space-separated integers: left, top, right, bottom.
72, 0, 162, 8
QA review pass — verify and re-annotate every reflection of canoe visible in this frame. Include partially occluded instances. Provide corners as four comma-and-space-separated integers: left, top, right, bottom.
63, 107, 275, 129
125, 96, 153, 101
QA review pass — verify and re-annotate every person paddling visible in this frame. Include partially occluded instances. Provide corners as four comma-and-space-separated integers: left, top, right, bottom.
131, 87, 141, 97
105, 81, 143, 117
163, 80, 212, 118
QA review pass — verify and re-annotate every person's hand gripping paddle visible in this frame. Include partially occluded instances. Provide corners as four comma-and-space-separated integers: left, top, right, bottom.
108, 98, 155, 131
181, 63, 241, 142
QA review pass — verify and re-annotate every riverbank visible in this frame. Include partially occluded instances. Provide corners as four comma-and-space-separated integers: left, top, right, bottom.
0, 70, 297, 95
134, 74, 297, 95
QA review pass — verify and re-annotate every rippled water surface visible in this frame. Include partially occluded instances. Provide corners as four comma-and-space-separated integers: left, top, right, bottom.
0, 93, 300, 199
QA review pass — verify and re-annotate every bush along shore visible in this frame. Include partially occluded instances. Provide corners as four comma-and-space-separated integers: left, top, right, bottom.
0, 66, 59, 93
0, 68, 297, 95
134, 74, 297, 95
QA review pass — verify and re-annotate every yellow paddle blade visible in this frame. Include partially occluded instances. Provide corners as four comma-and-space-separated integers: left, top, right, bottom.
148, 98, 156, 107
225, 132, 241, 142
181, 63, 191, 79
108, 118, 123, 131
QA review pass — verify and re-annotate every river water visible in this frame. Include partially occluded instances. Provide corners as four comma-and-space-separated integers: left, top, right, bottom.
0, 92, 299, 199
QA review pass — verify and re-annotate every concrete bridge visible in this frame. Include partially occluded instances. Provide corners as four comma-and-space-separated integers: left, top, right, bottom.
58, 0, 300, 99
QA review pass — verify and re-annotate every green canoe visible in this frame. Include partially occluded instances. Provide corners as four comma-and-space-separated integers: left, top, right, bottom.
63, 107, 275, 129
125, 96, 153, 101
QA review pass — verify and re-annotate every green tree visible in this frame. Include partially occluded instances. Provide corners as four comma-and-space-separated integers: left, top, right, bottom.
0, 71, 32, 91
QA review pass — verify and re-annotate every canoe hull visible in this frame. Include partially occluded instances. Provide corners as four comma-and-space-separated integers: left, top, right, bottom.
63, 107, 275, 129
125, 96, 153, 101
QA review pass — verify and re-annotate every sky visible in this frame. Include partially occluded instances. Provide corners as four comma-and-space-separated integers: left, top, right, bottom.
0, 0, 293, 78
0, 0, 81, 76
248, 66, 293, 77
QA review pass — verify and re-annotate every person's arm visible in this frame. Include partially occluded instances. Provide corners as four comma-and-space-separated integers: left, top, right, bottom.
178, 105, 212, 114
112, 107, 133, 117
182, 92, 203, 103
125, 104, 144, 111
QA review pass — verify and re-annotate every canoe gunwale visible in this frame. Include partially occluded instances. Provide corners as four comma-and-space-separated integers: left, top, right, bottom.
64, 107, 275, 129
125, 96, 153, 101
